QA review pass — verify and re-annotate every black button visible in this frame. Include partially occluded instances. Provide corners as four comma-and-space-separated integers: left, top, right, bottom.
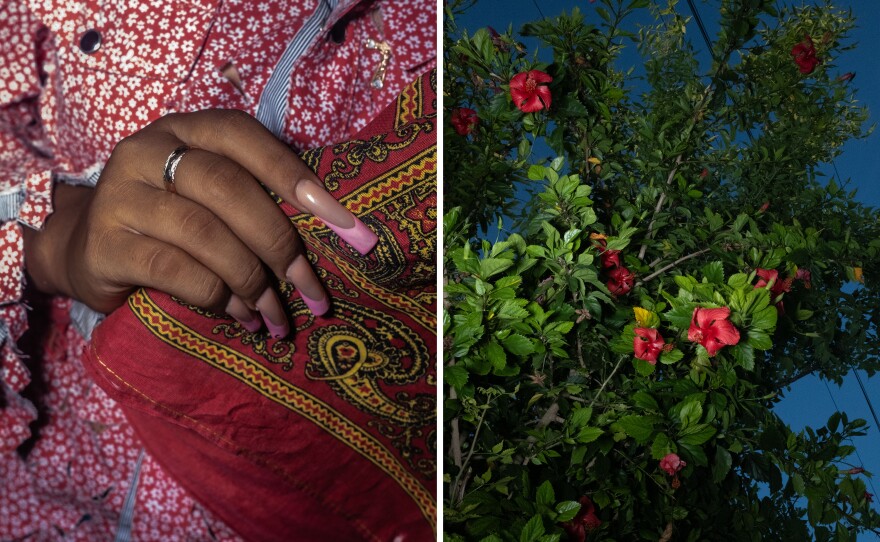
79, 29, 102, 54
329, 18, 348, 44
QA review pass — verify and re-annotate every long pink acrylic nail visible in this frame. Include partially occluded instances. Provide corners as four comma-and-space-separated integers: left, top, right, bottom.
225, 295, 262, 333
300, 291, 330, 316
295, 180, 378, 255
324, 219, 378, 255
256, 288, 290, 339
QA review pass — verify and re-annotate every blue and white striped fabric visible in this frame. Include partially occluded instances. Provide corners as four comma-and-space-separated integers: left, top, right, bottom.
255, 0, 338, 137
113, 449, 146, 542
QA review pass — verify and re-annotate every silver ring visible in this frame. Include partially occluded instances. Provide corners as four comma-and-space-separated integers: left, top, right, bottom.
162, 145, 191, 193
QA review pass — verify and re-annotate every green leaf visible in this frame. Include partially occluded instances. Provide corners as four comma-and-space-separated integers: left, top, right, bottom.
651, 433, 674, 459
577, 427, 604, 444
504, 334, 535, 356
528, 164, 546, 181
701, 261, 724, 284
678, 442, 708, 467
520, 515, 545, 542
445, 365, 469, 389
486, 341, 507, 372
730, 344, 755, 371
659, 348, 684, 365
792, 473, 806, 495
679, 401, 703, 428
750, 305, 778, 332
615, 415, 655, 443
570, 407, 593, 428
479, 258, 514, 280
632, 391, 659, 411
674, 275, 698, 292
728, 273, 750, 288
679, 424, 716, 445
747, 330, 772, 351
713, 446, 732, 483
536, 480, 555, 508
555, 501, 582, 523
633, 358, 657, 376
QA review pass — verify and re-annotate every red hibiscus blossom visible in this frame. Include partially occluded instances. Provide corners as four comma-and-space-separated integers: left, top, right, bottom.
688, 307, 740, 357
607, 266, 634, 296
791, 36, 820, 74
796, 268, 812, 289
600, 249, 620, 269
634, 327, 664, 364
451, 107, 479, 136
510, 70, 553, 113
561, 496, 601, 542
839, 72, 856, 82
660, 453, 687, 476
755, 268, 792, 313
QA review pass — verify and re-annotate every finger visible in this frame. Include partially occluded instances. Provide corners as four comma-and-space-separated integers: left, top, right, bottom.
124, 140, 329, 315
116, 181, 271, 305
108, 230, 290, 337
160, 110, 378, 255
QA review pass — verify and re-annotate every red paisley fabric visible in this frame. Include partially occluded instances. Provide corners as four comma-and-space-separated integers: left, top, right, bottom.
83, 70, 437, 542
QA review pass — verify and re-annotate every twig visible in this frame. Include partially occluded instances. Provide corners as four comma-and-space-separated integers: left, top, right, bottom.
589, 356, 626, 409
638, 155, 684, 260
451, 406, 488, 505
636, 248, 711, 286
449, 386, 463, 468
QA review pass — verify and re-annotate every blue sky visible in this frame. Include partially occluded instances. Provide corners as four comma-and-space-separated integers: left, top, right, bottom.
453, 0, 880, 516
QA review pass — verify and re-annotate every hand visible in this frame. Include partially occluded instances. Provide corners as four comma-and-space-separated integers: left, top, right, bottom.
23, 109, 377, 337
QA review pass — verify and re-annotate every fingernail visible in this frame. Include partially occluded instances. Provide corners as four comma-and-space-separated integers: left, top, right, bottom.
325, 218, 379, 256
225, 295, 262, 333
285, 255, 330, 316
300, 291, 330, 316
255, 288, 289, 338
295, 180, 378, 255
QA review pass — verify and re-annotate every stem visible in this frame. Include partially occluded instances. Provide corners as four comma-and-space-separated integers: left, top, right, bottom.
636, 248, 711, 286
449, 386, 463, 469
589, 356, 626, 409
451, 406, 488, 505
638, 155, 683, 260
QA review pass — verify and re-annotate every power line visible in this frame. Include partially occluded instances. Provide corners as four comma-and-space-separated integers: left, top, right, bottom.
529, 0, 545, 19
851, 367, 880, 432
686, 0, 714, 59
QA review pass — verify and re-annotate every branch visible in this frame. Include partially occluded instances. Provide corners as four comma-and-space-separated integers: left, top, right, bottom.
638, 155, 684, 260
451, 405, 488, 505
449, 386, 463, 468
636, 248, 711, 286
589, 356, 626, 409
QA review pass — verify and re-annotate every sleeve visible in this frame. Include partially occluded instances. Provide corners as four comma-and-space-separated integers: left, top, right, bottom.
0, 1, 57, 452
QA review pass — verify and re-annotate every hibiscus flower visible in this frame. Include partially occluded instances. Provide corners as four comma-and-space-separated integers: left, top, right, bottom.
754, 268, 792, 313
687, 307, 740, 357
791, 36, 820, 74
660, 453, 687, 476
561, 496, 601, 542
607, 266, 634, 296
509, 70, 552, 113
451, 107, 479, 136
634, 327, 664, 364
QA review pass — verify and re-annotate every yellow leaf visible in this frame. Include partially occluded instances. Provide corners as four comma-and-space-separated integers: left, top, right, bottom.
854, 267, 864, 283
633, 307, 653, 327
587, 157, 601, 165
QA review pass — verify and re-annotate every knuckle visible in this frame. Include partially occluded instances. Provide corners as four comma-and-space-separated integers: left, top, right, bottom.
142, 246, 179, 285
213, 108, 255, 136
199, 276, 229, 311
262, 223, 299, 263
178, 207, 222, 245
200, 157, 248, 198
233, 262, 269, 300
